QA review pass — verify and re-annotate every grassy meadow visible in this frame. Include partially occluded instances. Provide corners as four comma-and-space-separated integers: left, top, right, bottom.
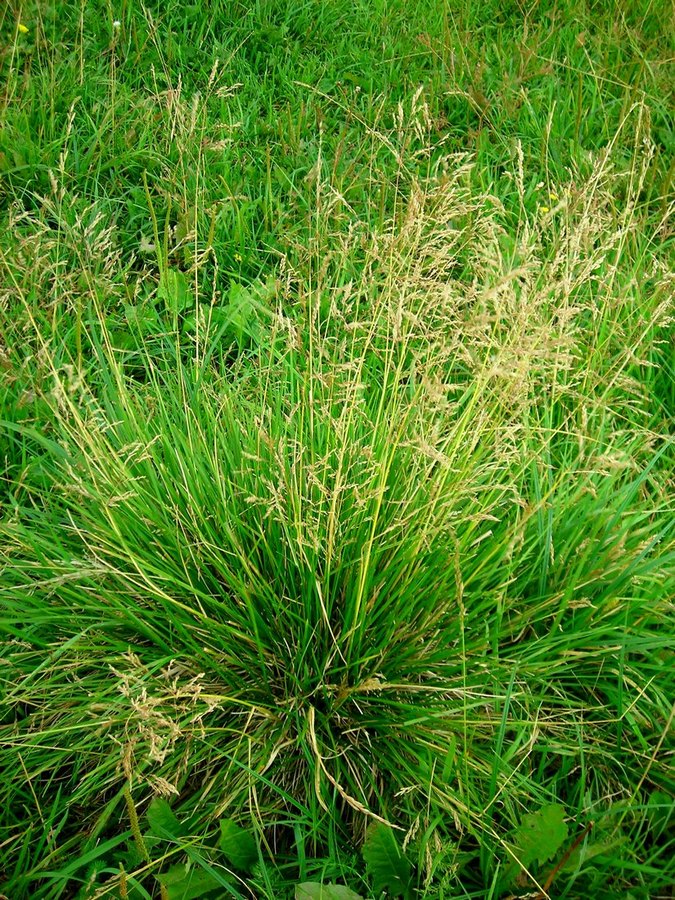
1, 0, 674, 897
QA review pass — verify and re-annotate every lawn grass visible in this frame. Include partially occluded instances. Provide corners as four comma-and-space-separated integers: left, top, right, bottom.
1, 0, 674, 897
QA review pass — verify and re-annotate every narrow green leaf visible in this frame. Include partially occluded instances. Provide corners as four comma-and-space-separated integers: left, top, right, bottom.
646, 790, 674, 840
560, 835, 626, 873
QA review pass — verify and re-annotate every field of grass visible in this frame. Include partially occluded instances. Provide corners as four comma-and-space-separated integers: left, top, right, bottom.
1, 0, 674, 897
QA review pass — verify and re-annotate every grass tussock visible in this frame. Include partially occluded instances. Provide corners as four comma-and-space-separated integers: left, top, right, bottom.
2, 106, 674, 897
1, 0, 674, 895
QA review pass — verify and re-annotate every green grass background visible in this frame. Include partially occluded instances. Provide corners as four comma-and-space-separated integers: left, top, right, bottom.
1, 0, 673, 897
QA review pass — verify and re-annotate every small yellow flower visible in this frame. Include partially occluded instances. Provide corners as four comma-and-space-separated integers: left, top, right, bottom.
549, 191, 559, 201
17, 23, 29, 34
539, 205, 550, 214
234, 252, 243, 263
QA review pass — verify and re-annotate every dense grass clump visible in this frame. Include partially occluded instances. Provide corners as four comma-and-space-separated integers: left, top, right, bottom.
2, 146, 674, 896
1, 0, 674, 897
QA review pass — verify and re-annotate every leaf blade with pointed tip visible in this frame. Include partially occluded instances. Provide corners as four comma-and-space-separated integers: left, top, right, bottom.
146, 798, 185, 839
158, 268, 190, 315
362, 823, 413, 898
218, 819, 258, 873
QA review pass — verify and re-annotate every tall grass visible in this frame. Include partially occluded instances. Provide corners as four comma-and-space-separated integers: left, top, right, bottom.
1, 99, 673, 896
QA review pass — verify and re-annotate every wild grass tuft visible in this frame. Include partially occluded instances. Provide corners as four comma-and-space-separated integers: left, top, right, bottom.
1, 1, 674, 896
2, 116, 674, 896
